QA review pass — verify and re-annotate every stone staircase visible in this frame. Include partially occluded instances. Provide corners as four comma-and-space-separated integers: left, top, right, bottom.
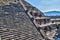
0, 0, 57, 40
21, 0, 57, 40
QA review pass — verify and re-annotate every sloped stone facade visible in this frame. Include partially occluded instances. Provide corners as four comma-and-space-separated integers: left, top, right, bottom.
0, 0, 44, 40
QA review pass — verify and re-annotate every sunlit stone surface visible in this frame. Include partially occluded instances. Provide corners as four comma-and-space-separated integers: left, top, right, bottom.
0, 0, 58, 40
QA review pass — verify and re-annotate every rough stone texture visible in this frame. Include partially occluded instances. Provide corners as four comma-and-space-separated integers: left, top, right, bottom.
0, 12, 42, 40
22, 0, 45, 16
0, 1, 43, 40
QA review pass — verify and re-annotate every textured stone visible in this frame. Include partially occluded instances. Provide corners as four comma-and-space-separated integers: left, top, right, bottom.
0, 0, 44, 40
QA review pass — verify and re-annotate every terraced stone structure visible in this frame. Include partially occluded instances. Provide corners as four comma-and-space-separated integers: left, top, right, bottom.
0, 0, 44, 40
0, 0, 58, 40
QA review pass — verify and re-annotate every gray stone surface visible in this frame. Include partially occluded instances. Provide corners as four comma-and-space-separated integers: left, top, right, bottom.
0, 3, 43, 40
